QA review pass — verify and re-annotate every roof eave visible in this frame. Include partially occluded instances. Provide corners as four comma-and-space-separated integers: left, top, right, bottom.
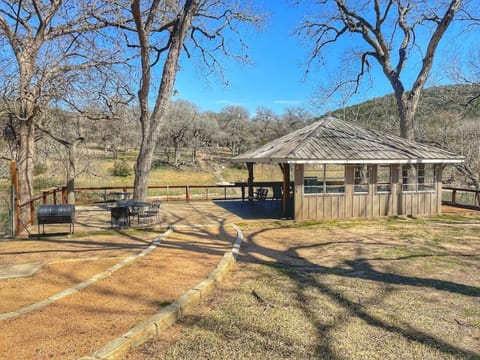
231, 157, 465, 164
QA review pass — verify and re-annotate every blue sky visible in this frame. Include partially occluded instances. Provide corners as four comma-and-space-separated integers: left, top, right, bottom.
173, 1, 321, 116
172, 1, 476, 117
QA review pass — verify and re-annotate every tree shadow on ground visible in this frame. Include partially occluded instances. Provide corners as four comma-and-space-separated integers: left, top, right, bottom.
237, 224, 480, 359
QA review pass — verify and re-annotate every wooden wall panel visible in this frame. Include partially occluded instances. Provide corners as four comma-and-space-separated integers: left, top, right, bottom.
294, 164, 304, 220
295, 163, 442, 221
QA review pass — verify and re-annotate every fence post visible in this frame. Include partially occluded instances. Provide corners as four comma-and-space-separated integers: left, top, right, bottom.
186, 186, 190, 202
62, 186, 67, 204
452, 189, 457, 204
10, 185, 15, 236
10, 160, 20, 235
30, 201, 35, 226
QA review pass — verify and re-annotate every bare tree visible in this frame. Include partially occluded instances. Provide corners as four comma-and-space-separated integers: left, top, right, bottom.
160, 100, 197, 167
252, 107, 278, 145
448, 47, 480, 110
36, 112, 85, 204
217, 106, 253, 156
0, 0, 120, 219
296, 0, 477, 140
114, 0, 261, 201
189, 112, 216, 163
276, 107, 312, 137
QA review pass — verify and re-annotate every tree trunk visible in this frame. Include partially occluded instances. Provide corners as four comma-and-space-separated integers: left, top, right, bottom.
398, 99, 416, 140
174, 144, 180, 168
392, 85, 421, 141
133, 127, 156, 201
17, 119, 35, 224
66, 146, 75, 205
66, 138, 84, 204
132, 0, 200, 201
164, 146, 170, 163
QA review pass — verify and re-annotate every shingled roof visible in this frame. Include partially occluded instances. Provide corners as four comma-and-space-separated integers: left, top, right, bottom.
233, 117, 464, 164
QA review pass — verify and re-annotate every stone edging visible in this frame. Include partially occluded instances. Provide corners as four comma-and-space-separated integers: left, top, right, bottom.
79, 223, 244, 360
0, 230, 172, 322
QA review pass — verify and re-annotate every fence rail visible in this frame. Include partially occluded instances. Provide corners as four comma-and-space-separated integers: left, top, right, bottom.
73, 184, 246, 204
442, 186, 480, 210
13, 183, 478, 236
15, 183, 252, 235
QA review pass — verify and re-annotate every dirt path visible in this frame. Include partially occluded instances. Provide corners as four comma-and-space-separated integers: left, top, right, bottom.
0, 225, 236, 359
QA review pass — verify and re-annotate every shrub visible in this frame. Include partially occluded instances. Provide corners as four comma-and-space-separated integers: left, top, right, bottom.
113, 160, 132, 177
33, 163, 48, 176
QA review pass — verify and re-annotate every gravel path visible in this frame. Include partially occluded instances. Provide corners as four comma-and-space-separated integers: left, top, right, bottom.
0, 225, 235, 359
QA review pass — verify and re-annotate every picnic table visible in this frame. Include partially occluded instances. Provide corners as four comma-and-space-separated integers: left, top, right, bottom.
112, 200, 160, 227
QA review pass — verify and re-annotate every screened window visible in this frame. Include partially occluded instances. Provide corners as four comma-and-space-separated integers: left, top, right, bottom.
376, 165, 391, 193
354, 165, 369, 193
304, 164, 345, 194
417, 164, 435, 191
402, 164, 435, 192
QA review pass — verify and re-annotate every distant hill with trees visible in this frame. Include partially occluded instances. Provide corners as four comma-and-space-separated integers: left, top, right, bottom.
327, 84, 480, 135
326, 84, 480, 188
1, 84, 478, 189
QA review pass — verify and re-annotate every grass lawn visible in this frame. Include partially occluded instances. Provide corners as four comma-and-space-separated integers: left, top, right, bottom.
129, 214, 480, 360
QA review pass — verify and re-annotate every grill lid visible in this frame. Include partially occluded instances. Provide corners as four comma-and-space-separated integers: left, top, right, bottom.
37, 205, 75, 219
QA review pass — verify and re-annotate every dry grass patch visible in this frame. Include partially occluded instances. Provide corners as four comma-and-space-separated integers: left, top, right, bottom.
130, 214, 480, 360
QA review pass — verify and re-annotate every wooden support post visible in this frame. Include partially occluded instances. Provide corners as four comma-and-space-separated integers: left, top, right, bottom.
62, 186, 67, 204
279, 163, 290, 218
29, 202, 35, 226
247, 162, 254, 204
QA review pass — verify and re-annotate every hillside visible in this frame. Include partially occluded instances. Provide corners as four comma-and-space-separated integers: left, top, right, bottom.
326, 84, 480, 136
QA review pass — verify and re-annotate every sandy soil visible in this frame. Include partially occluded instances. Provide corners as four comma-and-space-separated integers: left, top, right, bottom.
0, 225, 235, 359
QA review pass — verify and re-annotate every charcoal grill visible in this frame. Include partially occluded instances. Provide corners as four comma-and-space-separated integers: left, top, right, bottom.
37, 204, 75, 235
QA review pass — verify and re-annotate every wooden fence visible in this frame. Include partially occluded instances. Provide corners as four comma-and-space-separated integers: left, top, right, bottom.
73, 184, 243, 204
442, 186, 480, 209
15, 183, 248, 235
14, 183, 479, 235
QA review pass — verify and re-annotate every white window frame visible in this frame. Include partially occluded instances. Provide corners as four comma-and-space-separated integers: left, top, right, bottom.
402, 164, 436, 192
354, 164, 369, 194
304, 164, 345, 195
376, 165, 391, 193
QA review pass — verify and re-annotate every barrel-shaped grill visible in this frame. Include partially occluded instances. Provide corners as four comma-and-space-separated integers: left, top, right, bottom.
37, 204, 75, 235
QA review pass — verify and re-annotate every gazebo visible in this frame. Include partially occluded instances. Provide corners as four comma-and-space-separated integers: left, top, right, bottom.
232, 117, 464, 220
